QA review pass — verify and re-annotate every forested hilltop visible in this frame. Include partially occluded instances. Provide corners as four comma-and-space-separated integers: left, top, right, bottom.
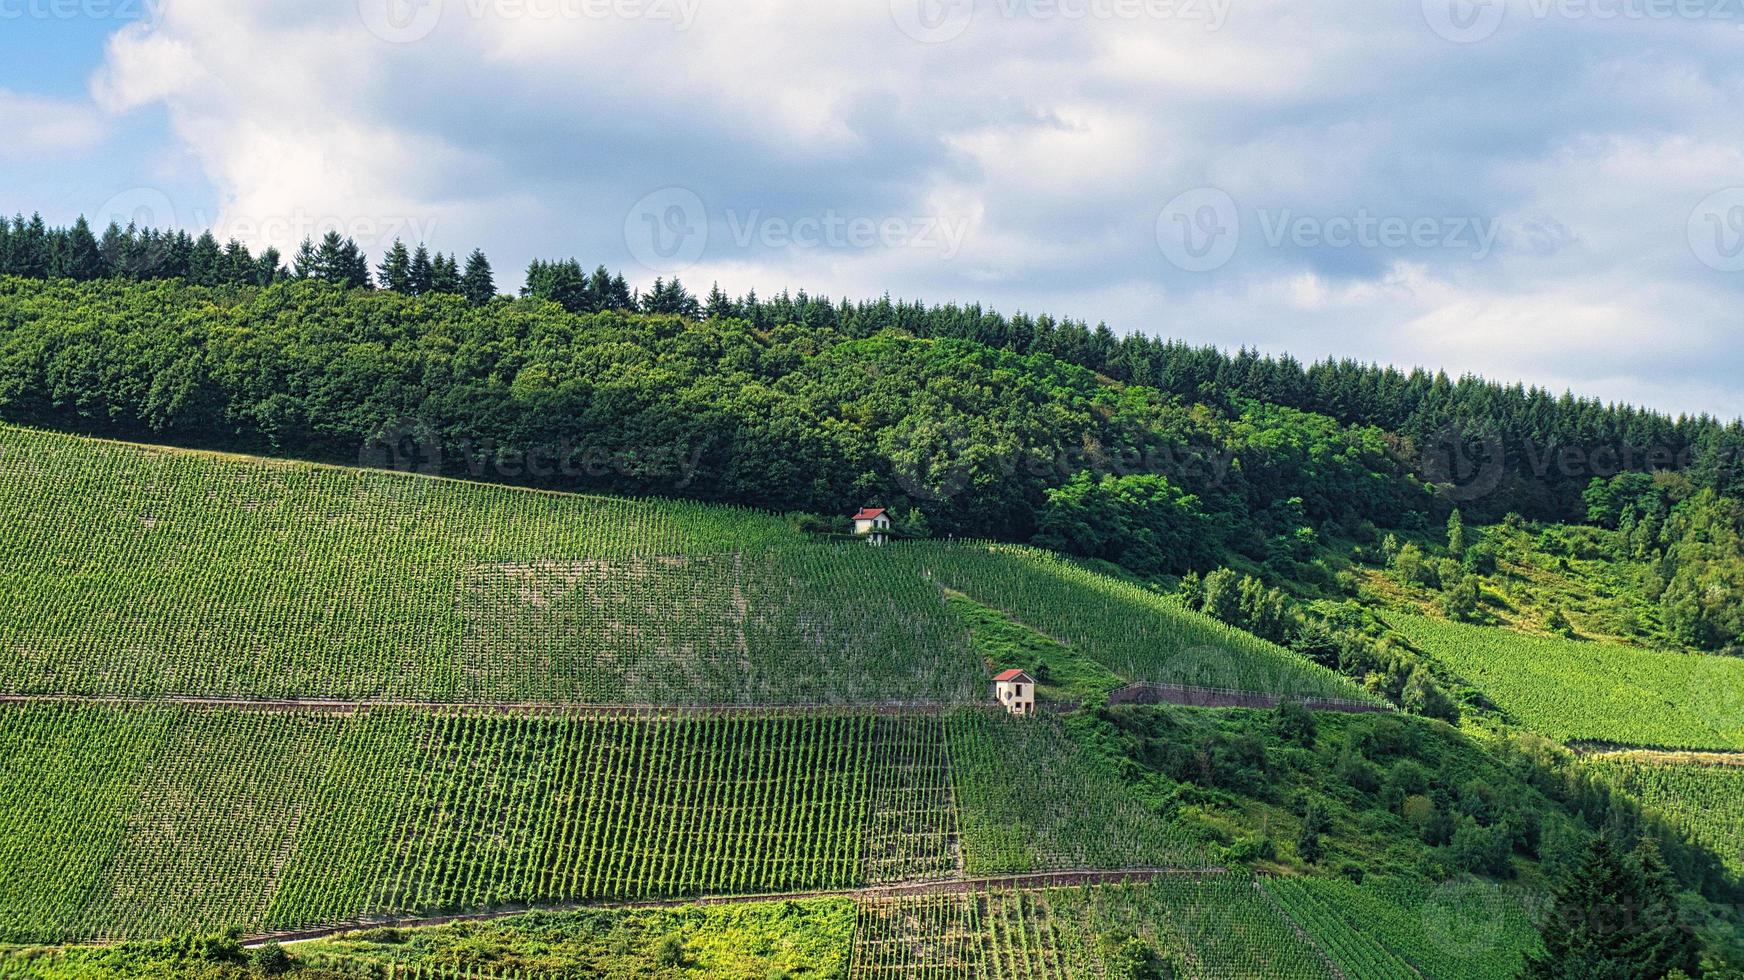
4, 212, 1744, 527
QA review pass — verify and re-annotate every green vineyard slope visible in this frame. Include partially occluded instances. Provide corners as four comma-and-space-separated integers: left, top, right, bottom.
1390, 613, 1744, 751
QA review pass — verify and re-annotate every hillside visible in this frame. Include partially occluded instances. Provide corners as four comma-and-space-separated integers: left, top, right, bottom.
0, 424, 1363, 707
0, 274, 1742, 975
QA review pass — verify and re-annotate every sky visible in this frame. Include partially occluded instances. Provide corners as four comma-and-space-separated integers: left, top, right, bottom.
2, 0, 1742, 419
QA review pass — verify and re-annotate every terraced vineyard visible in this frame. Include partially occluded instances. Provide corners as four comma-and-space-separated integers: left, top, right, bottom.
848, 876, 1340, 979
0, 701, 1216, 944
1390, 613, 1744, 751
947, 712, 1203, 874
912, 542, 1374, 704
1585, 754, 1744, 877
0, 704, 935, 941
1262, 879, 1418, 980
0, 427, 1358, 708
1263, 876, 1542, 980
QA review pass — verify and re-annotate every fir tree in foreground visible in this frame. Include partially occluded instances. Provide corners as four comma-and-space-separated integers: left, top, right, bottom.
1524, 836, 1700, 980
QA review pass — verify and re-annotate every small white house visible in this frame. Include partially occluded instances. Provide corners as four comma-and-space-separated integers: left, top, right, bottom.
853, 507, 892, 545
993, 668, 1036, 717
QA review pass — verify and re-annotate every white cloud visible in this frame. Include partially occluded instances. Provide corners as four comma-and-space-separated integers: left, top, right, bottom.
0, 90, 105, 159
78, 1, 1744, 419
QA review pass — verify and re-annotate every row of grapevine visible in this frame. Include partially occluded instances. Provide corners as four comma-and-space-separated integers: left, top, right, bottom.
1390, 613, 1744, 751
458, 548, 983, 704
1056, 876, 1339, 979
849, 889, 1093, 979
1262, 878, 1416, 980
904, 541, 1375, 703
1584, 755, 1744, 877
0, 426, 982, 704
2, 702, 1204, 942
850, 877, 1339, 979
1272, 876, 1542, 980
862, 715, 961, 884
947, 712, 1207, 874
2, 427, 1383, 709
272, 711, 883, 928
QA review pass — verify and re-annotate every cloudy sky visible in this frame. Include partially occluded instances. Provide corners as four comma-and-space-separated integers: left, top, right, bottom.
3, 0, 1742, 418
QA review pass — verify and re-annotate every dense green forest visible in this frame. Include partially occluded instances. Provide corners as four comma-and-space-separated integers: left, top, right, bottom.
5, 212, 1743, 528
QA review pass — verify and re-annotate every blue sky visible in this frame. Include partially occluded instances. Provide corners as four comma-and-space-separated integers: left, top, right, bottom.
3, 0, 1743, 419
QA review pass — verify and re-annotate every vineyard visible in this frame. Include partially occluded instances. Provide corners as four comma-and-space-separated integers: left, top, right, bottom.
946, 712, 1204, 874
1585, 755, 1744, 877
1389, 613, 1744, 751
846, 876, 1338, 979
0, 702, 1222, 944
908, 542, 1373, 704
1261, 876, 1542, 980
0, 426, 987, 705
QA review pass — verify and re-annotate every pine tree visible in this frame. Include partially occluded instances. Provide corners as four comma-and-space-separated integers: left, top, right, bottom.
254, 247, 283, 286
188, 231, 223, 286
96, 221, 127, 276
408, 244, 434, 295
377, 239, 411, 292
63, 216, 105, 280
1447, 508, 1466, 557
1525, 836, 1693, 980
461, 249, 495, 305
291, 238, 317, 279
1627, 838, 1701, 978
704, 281, 734, 320
429, 253, 460, 294
221, 240, 255, 285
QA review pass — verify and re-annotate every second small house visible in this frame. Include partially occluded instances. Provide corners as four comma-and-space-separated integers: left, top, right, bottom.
993, 668, 1036, 716
852, 507, 892, 545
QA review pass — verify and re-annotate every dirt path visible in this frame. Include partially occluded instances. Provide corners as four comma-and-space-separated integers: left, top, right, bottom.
1107, 683, 1391, 714
243, 868, 1220, 947
1569, 744, 1744, 766
0, 694, 966, 717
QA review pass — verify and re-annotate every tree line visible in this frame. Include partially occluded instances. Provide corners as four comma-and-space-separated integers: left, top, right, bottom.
4, 211, 1742, 525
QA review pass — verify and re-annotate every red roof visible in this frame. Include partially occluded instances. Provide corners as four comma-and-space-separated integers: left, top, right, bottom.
993, 669, 1032, 683
853, 507, 888, 521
